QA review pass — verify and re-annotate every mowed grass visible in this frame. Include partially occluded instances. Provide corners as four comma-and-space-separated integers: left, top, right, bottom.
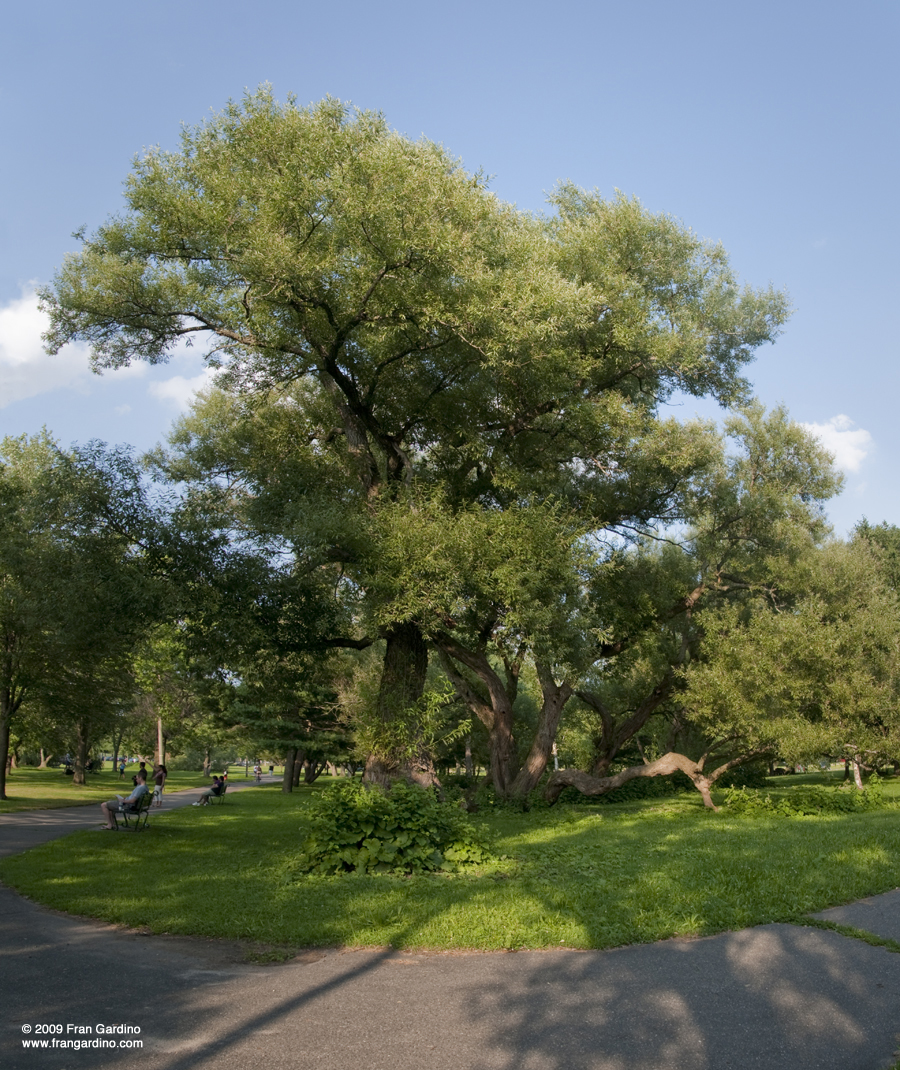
3, 777, 900, 951
0, 767, 231, 812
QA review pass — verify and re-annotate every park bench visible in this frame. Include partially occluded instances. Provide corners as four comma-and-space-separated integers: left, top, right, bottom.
113, 792, 152, 831
207, 783, 227, 805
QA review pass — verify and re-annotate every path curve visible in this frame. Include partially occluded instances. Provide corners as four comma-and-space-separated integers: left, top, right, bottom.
1, 784, 899, 1070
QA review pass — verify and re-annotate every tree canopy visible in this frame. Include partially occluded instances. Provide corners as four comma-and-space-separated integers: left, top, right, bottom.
42, 89, 799, 789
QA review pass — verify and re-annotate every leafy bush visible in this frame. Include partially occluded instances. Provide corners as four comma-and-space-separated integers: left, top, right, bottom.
724, 774, 886, 816
556, 774, 686, 806
295, 781, 493, 875
717, 761, 769, 789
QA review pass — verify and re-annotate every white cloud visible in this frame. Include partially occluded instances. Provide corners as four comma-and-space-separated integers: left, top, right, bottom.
801, 414, 873, 474
148, 369, 216, 411
0, 288, 93, 406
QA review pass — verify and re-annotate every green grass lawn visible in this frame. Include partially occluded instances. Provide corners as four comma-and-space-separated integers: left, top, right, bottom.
3, 776, 900, 952
0, 766, 237, 812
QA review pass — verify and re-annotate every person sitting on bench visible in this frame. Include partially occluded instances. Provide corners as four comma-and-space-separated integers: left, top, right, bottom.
100, 772, 148, 829
193, 776, 224, 806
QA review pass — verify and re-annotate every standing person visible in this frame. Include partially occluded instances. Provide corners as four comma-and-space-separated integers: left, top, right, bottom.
254, 762, 262, 783
132, 761, 149, 786
118, 759, 126, 779
100, 772, 148, 829
151, 763, 167, 807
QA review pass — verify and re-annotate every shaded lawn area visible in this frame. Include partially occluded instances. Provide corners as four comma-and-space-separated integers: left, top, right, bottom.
3, 781, 900, 951
0, 767, 216, 812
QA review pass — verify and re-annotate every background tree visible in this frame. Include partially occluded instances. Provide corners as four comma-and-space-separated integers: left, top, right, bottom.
545, 404, 841, 805
0, 435, 162, 793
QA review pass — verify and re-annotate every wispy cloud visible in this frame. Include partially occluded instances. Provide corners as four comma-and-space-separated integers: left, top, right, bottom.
0, 288, 92, 405
148, 369, 216, 411
802, 414, 873, 473
0, 288, 212, 416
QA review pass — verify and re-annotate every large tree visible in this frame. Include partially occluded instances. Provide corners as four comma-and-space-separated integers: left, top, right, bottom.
42, 89, 790, 785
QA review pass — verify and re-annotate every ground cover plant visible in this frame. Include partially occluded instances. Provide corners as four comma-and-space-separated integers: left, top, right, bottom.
296, 781, 493, 874
0, 767, 216, 812
4, 775, 900, 951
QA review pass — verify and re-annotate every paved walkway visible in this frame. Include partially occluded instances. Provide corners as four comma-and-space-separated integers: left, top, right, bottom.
1, 788, 899, 1070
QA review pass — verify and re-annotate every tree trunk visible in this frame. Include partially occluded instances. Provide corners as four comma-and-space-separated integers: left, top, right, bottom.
464, 736, 474, 778
282, 748, 297, 793
157, 717, 165, 767
582, 670, 676, 778
304, 758, 327, 784
852, 758, 864, 790
0, 681, 26, 801
202, 748, 212, 776
436, 638, 520, 796
363, 621, 432, 789
292, 750, 306, 788
507, 665, 572, 799
72, 722, 90, 786
38, 747, 52, 769
545, 748, 771, 810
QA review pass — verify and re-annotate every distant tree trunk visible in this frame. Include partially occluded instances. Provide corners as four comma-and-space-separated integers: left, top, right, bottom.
852, 759, 864, 790
202, 748, 212, 776
303, 758, 328, 783
292, 750, 306, 787
72, 722, 91, 786
157, 717, 165, 766
0, 681, 27, 801
38, 747, 53, 768
464, 736, 474, 778
282, 748, 297, 793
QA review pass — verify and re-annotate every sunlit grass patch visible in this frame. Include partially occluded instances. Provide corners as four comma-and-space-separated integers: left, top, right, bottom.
3, 782, 900, 951
0, 767, 214, 811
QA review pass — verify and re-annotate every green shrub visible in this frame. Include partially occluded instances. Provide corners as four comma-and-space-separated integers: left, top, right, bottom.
724, 774, 886, 816
556, 774, 686, 806
295, 781, 493, 875
717, 762, 769, 789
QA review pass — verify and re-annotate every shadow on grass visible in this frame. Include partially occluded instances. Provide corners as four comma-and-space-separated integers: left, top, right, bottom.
6, 791, 900, 954
5, 791, 900, 1068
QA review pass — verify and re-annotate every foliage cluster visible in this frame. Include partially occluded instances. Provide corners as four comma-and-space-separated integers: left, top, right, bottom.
295, 781, 492, 875
556, 774, 686, 805
724, 775, 886, 816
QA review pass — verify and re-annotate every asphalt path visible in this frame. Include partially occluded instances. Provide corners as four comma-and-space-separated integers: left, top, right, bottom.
1, 784, 900, 1070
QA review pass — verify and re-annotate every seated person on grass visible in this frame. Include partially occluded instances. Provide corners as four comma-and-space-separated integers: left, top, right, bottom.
100, 772, 148, 830
193, 776, 224, 806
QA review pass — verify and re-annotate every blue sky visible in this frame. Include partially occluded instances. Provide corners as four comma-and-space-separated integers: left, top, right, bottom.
1, 0, 896, 534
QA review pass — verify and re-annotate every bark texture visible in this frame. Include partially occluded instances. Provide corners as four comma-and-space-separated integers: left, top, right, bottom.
545, 749, 771, 810
363, 622, 437, 789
